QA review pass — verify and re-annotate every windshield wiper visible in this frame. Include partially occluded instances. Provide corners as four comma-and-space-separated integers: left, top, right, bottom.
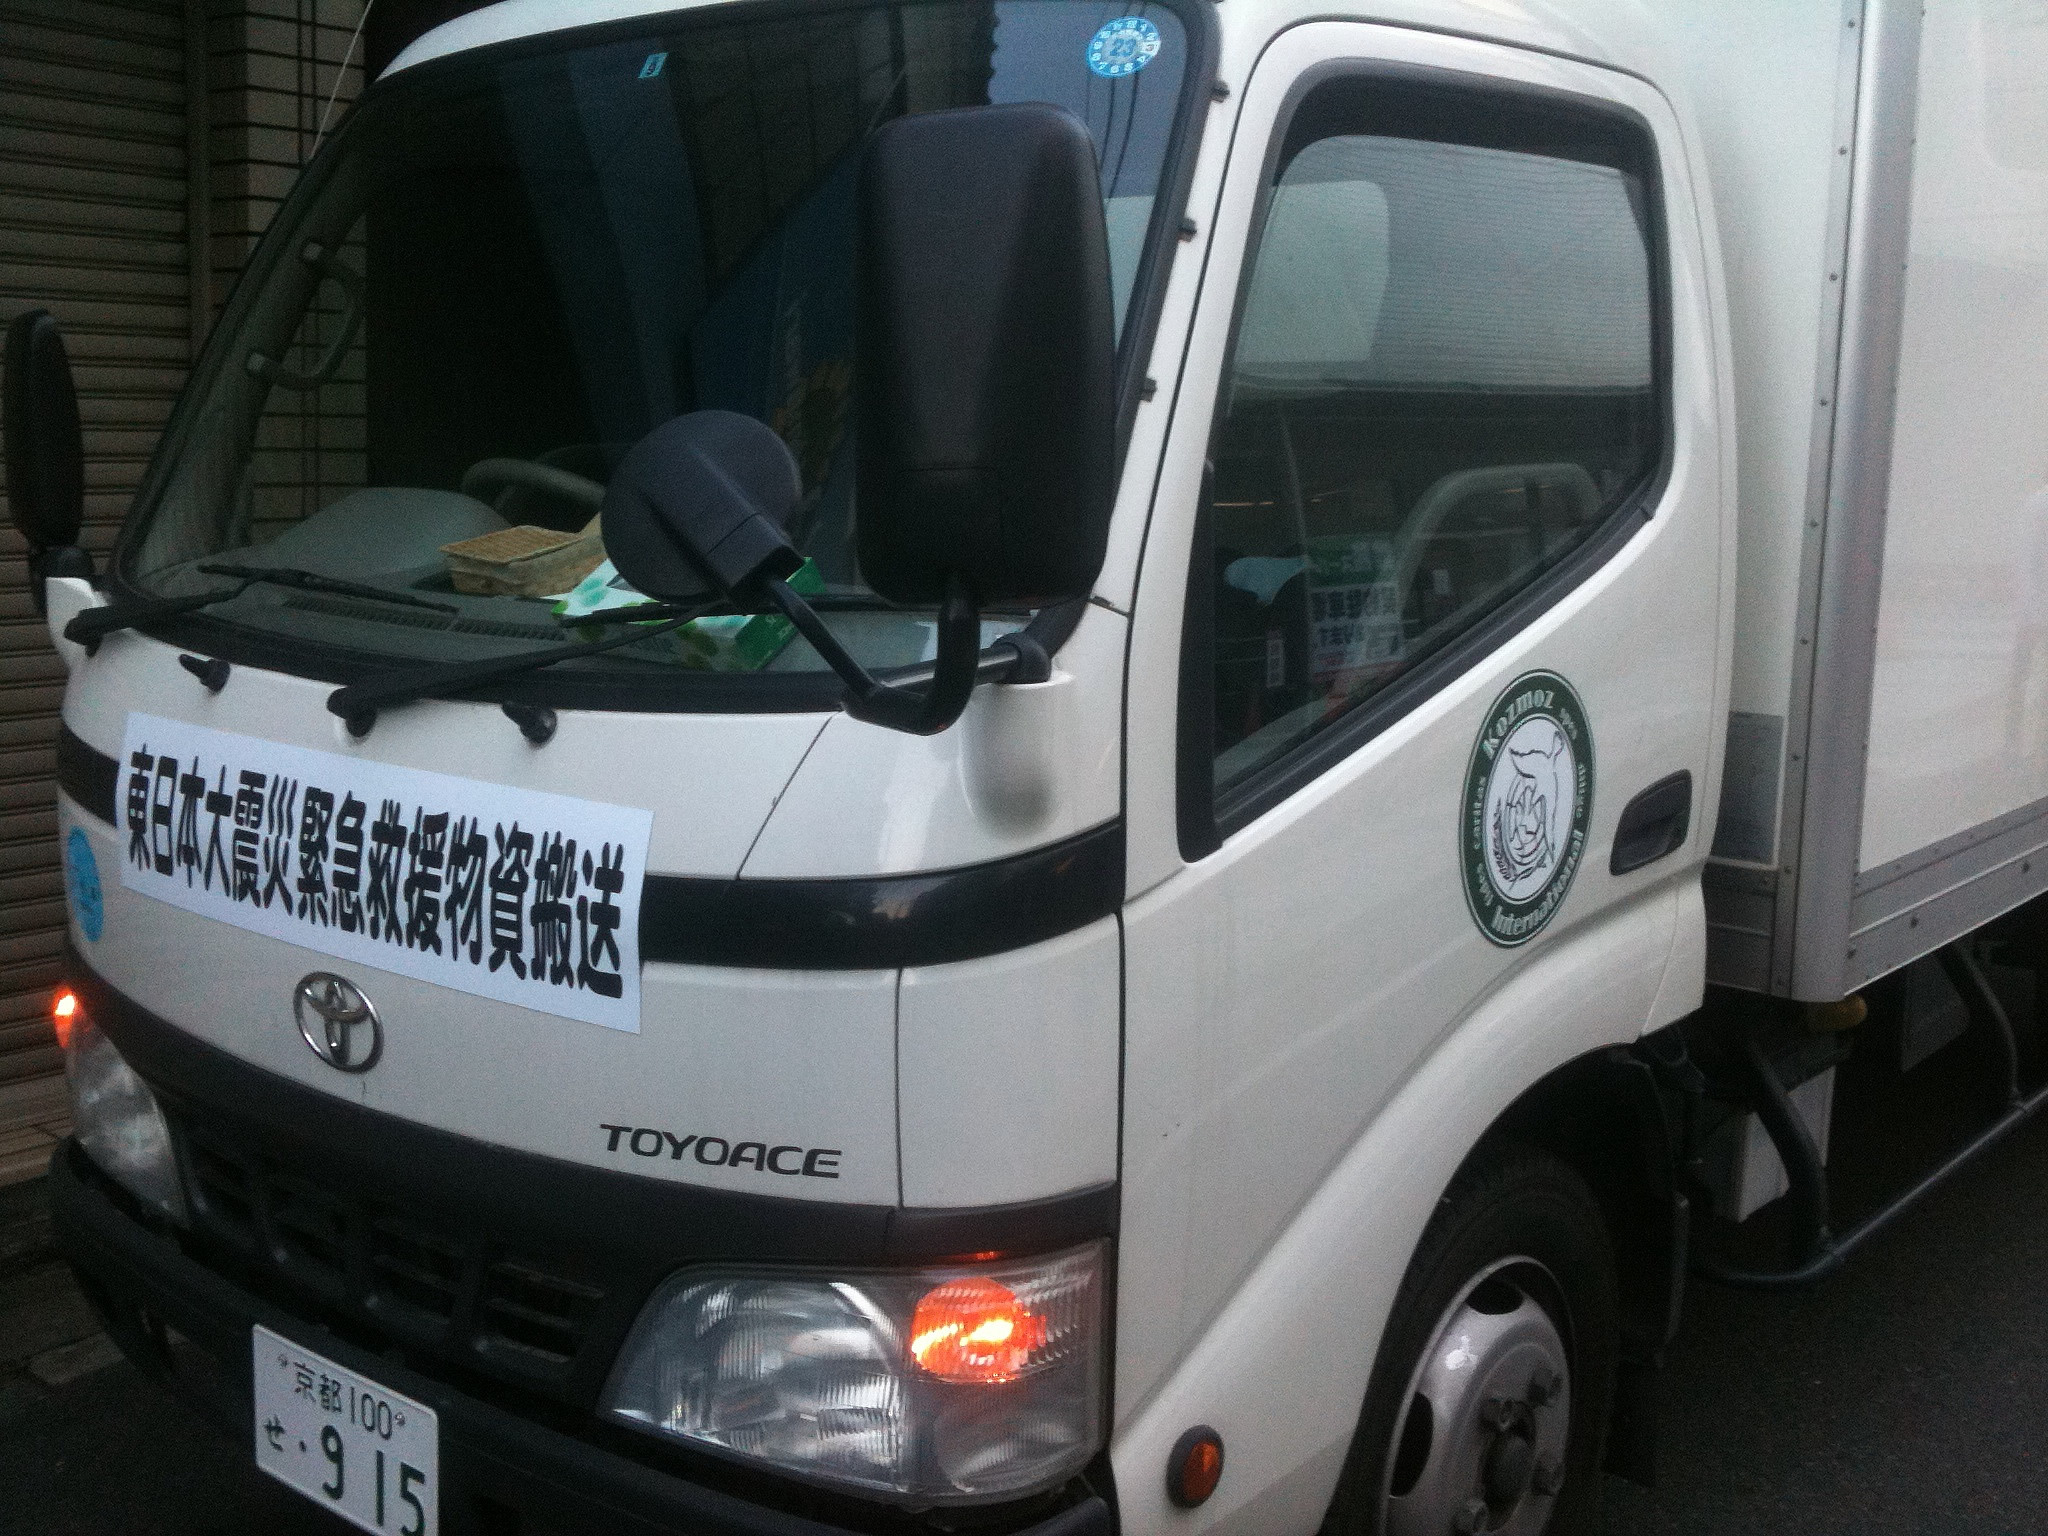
65, 564, 457, 653
327, 605, 713, 739
551, 601, 715, 628
199, 563, 461, 614
550, 592, 898, 629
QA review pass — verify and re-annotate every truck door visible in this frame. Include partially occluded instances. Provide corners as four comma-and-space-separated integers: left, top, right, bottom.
1113, 23, 1727, 1527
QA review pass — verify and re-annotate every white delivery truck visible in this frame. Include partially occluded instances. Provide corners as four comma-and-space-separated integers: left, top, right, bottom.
10, 0, 2048, 1530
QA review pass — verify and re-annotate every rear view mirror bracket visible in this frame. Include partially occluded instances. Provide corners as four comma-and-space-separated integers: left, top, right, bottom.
29, 546, 96, 615
605, 410, 1023, 736
763, 571, 983, 736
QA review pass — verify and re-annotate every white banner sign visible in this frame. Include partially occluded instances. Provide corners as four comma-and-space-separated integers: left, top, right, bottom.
118, 714, 652, 1032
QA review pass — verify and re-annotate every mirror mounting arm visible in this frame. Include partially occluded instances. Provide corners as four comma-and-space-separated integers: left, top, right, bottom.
990, 629, 1052, 684
761, 572, 980, 736
27, 544, 94, 616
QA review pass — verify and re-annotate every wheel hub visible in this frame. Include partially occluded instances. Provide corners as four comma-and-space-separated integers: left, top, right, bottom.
1481, 1420, 1534, 1505
1383, 1260, 1571, 1536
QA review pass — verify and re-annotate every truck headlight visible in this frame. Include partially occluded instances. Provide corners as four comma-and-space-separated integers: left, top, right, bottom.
56, 988, 186, 1224
600, 1241, 1105, 1504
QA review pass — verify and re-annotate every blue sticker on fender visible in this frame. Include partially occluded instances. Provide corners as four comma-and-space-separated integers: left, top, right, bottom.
66, 825, 104, 942
1086, 15, 1161, 78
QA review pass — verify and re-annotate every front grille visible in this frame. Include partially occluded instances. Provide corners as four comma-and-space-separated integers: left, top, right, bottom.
176, 1114, 613, 1393
367, 1211, 467, 1324
481, 1260, 604, 1366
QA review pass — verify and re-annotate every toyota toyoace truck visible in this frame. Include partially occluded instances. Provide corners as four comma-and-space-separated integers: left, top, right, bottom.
11, 0, 2048, 1531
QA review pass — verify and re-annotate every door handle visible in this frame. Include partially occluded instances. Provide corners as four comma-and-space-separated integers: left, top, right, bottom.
1610, 771, 1692, 875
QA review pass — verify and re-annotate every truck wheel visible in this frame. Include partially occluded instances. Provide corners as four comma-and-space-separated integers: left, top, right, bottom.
1322, 1146, 1618, 1536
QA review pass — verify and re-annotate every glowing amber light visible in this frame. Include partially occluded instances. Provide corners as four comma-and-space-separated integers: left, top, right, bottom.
52, 989, 81, 1052
908, 1276, 1047, 1384
1169, 1428, 1225, 1507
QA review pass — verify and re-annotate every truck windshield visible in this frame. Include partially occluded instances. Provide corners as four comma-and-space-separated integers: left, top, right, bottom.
118, 0, 1190, 691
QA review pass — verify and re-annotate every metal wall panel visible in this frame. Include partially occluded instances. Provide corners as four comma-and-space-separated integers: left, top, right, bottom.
0, 0, 189, 1085
0, 0, 366, 1093
1859, 3, 2048, 869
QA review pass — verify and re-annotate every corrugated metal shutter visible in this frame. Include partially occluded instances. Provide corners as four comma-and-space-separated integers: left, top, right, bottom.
0, 0, 192, 1085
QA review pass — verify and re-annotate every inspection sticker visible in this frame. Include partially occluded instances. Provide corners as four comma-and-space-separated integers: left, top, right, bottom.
117, 714, 652, 1031
1087, 15, 1161, 77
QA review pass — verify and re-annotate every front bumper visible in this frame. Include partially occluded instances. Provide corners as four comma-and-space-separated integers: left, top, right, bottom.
51, 1143, 1113, 1536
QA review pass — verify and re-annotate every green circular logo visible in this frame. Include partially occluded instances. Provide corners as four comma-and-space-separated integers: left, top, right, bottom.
1461, 671, 1593, 947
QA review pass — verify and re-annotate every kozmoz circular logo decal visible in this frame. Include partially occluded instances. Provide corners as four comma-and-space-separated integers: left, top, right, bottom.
1461, 671, 1593, 947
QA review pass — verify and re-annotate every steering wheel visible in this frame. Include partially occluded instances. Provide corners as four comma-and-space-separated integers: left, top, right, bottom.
459, 457, 606, 525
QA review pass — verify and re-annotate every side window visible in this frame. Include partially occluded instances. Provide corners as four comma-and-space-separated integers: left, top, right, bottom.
1202, 80, 1661, 800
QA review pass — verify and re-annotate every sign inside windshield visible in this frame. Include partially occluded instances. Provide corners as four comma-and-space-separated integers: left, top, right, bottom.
117, 714, 652, 1032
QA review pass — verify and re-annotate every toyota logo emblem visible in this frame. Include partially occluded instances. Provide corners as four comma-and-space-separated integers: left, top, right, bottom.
293, 973, 382, 1073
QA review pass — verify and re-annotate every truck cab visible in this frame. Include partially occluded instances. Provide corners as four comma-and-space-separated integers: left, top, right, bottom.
18, 0, 1754, 1531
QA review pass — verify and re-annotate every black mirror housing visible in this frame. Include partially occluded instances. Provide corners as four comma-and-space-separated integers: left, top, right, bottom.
601, 408, 989, 735
4, 309, 86, 554
602, 410, 806, 604
857, 103, 1117, 608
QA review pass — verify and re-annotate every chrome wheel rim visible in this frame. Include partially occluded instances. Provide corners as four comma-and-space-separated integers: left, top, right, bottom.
1382, 1257, 1571, 1536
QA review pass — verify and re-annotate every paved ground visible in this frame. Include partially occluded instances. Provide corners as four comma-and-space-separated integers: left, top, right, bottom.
0, 1074, 71, 1186
0, 1176, 343, 1536
8, 1046, 2048, 1535
1602, 1108, 2048, 1536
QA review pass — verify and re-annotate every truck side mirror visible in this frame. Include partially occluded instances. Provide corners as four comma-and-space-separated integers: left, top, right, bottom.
3, 309, 92, 608
603, 409, 986, 735
856, 102, 1117, 608
602, 409, 805, 603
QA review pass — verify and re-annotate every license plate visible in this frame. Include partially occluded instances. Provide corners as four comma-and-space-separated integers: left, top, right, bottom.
252, 1325, 439, 1536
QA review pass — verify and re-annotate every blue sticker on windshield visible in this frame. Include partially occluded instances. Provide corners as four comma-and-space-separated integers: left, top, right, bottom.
65, 826, 103, 942
639, 51, 667, 79
1087, 16, 1161, 78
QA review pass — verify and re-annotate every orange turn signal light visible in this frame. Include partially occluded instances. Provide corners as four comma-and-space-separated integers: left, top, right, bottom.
1167, 1425, 1224, 1508
908, 1275, 1047, 1384
51, 988, 81, 1052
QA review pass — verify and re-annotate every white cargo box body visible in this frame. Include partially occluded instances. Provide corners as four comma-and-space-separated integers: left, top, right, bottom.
1684, 0, 2048, 999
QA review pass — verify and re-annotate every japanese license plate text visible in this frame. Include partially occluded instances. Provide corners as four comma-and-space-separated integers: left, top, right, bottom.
252, 1325, 438, 1536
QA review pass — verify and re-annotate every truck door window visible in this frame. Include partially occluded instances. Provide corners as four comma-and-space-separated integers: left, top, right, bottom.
1199, 78, 1663, 805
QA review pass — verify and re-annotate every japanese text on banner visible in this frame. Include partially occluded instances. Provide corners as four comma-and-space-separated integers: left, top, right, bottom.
117, 715, 651, 1031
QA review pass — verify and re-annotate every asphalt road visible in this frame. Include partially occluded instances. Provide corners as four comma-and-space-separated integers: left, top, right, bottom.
1602, 1107, 2048, 1536
8, 1070, 2048, 1535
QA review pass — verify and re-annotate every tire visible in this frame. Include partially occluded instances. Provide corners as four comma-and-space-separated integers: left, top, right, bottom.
1320, 1144, 1619, 1536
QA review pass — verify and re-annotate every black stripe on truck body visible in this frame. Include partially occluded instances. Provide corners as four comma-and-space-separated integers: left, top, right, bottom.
56, 723, 1123, 969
